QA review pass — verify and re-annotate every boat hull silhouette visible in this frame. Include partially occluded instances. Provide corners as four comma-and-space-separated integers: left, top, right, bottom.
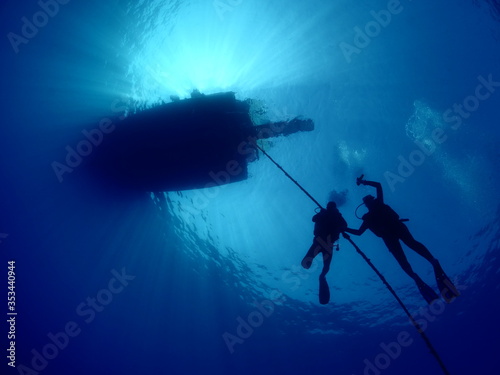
88, 92, 313, 191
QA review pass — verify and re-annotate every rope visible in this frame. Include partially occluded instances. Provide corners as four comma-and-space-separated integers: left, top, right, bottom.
255, 145, 450, 375
343, 234, 450, 375
254, 143, 323, 209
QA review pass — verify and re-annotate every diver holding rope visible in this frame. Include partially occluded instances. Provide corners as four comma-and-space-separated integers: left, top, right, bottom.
254, 142, 453, 373
345, 176, 460, 304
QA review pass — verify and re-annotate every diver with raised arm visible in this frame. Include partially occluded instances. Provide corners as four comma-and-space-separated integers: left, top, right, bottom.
345, 176, 460, 304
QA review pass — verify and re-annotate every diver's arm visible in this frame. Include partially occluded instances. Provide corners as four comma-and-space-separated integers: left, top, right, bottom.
344, 222, 368, 236
360, 180, 383, 203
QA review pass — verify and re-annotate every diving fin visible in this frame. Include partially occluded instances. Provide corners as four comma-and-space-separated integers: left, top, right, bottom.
417, 281, 440, 305
433, 262, 460, 303
436, 273, 460, 303
319, 276, 330, 305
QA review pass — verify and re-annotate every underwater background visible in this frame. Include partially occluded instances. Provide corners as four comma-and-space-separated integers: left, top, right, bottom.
1, 0, 500, 374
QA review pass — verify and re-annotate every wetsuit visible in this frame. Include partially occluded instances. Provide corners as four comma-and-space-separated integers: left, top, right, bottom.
346, 179, 460, 304
301, 208, 347, 278
362, 200, 438, 279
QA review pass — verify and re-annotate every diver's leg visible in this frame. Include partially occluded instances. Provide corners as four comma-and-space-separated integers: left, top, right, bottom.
319, 247, 333, 305
319, 247, 333, 279
383, 237, 419, 280
383, 236, 439, 304
398, 224, 437, 264
398, 225, 460, 301
301, 239, 322, 269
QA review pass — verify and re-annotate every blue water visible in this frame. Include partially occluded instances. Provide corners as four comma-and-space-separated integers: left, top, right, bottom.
1, 0, 500, 374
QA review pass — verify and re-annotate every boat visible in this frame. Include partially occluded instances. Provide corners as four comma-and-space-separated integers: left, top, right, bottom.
88, 91, 314, 191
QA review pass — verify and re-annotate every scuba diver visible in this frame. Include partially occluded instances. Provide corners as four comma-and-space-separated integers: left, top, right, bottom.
345, 177, 460, 304
301, 201, 347, 304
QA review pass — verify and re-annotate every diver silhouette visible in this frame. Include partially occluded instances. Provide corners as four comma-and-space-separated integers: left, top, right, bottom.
345, 178, 460, 304
301, 201, 347, 304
